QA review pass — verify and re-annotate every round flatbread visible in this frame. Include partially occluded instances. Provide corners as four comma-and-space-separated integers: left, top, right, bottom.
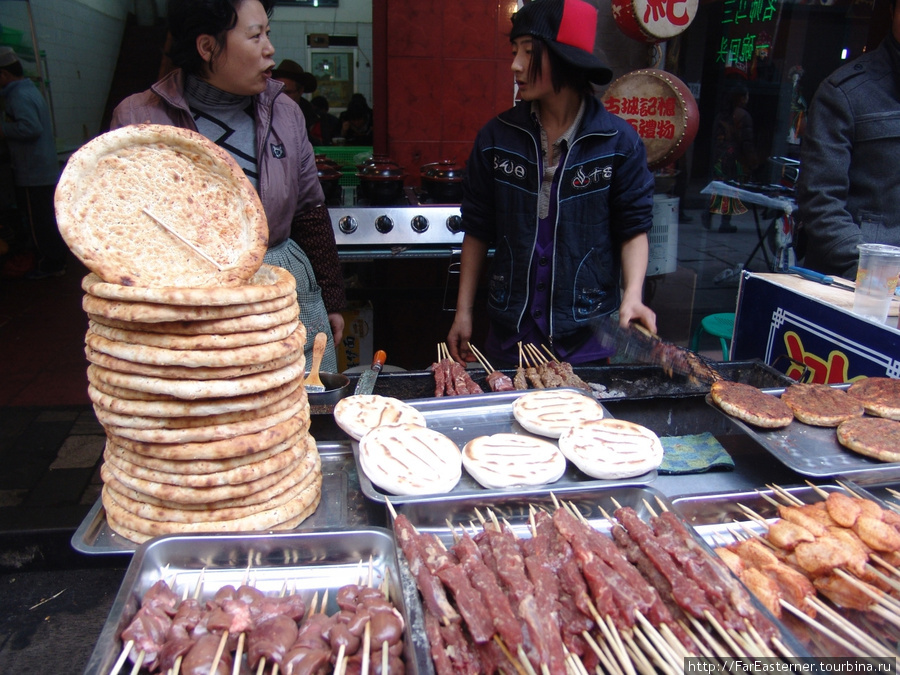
103, 436, 307, 487
780, 383, 865, 427
101, 396, 308, 443
558, 419, 664, 480
102, 453, 320, 522
88, 319, 301, 351
109, 414, 305, 460
333, 394, 427, 441
88, 304, 300, 335
85, 325, 303, 367
710, 380, 793, 429
92, 384, 305, 428
103, 436, 320, 510
358, 423, 462, 496
81, 264, 294, 306
461, 433, 566, 489
512, 389, 606, 438
847, 377, 900, 421
85, 344, 302, 380
102, 443, 306, 503
56, 124, 268, 288
836, 417, 900, 462
106, 431, 301, 475
83, 292, 295, 324
102, 472, 321, 542
87, 359, 305, 400
87, 378, 302, 417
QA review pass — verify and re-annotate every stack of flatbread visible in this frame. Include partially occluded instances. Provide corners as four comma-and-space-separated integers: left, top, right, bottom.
55, 125, 322, 543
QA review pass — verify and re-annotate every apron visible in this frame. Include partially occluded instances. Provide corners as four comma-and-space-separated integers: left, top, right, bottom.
265, 239, 339, 374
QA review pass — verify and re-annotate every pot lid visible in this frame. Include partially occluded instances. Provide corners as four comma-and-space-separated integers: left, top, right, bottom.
356, 157, 407, 182
420, 160, 465, 182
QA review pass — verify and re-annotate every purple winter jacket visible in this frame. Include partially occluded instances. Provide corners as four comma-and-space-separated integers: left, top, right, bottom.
110, 69, 324, 249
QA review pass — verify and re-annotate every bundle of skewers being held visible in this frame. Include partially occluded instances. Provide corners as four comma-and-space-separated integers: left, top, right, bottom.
430, 342, 596, 398
710, 481, 900, 659
390, 493, 801, 675
109, 562, 407, 675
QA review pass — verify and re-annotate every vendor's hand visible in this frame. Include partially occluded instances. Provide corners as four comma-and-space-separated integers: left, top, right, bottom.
619, 299, 657, 335
328, 312, 345, 346
446, 315, 475, 365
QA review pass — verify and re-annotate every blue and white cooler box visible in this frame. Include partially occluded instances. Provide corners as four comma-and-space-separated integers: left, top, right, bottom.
732, 272, 900, 383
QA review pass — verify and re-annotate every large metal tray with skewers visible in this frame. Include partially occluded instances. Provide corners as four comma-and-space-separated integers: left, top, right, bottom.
83, 528, 429, 675
350, 389, 657, 505
72, 442, 373, 556
391, 485, 812, 675
704, 386, 900, 483
670, 483, 900, 659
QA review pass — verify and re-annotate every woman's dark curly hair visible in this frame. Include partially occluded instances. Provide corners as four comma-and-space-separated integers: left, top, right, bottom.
166, 0, 275, 76
519, 35, 594, 100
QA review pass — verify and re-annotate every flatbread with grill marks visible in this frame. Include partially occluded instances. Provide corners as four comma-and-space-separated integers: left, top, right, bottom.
462, 433, 566, 489
56, 124, 268, 288
358, 423, 461, 495
847, 377, 900, 420
710, 380, 794, 428
558, 419, 663, 479
779, 383, 865, 427
512, 389, 606, 438
836, 417, 900, 462
333, 394, 426, 441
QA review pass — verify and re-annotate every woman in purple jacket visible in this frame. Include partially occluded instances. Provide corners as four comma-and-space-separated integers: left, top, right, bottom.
111, 0, 345, 372
446, 0, 656, 368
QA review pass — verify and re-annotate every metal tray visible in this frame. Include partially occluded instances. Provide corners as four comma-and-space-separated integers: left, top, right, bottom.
351, 389, 657, 505
670, 483, 900, 659
83, 528, 427, 675
392, 486, 810, 667
71, 442, 375, 556
704, 387, 900, 483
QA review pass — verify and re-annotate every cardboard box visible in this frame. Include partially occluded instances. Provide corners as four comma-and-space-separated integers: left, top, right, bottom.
732, 272, 900, 383
337, 301, 374, 372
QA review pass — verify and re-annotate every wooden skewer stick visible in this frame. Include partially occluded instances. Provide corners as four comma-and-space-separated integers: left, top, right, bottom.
581, 630, 624, 675
382, 639, 390, 675
142, 207, 225, 271
360, 619, 371, 675
385, 497, 397, 521
780, 599, 872, 658
208, 630, 229, 675
332, 643, 346, 675
687, 616, 730, 659
702, 610, 747, 657
231, 633, 245, 675
128, 650, 145, 675
804, 595, 893, 656
766, 484, 804, 506
109, 639, 134, 675
540, 344, 560, 362
598, 614, 637, 675
516, 644, 539, 675
492, 635, 529, 675
832, 568, 900, 623
622, 638, 662, 675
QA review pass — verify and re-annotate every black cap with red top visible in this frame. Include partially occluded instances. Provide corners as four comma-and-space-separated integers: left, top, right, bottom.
510, 0, 613, 85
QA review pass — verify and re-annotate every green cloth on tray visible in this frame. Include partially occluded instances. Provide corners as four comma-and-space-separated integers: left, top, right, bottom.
659, 432, 734, 475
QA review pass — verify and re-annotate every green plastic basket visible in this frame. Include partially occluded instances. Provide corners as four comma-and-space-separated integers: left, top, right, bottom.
313, 146, 372, 171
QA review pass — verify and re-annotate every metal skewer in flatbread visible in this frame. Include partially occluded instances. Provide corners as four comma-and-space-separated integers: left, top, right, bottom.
56, 124, 269, 288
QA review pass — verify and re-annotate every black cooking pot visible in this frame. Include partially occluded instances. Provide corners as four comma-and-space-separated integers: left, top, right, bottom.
356, 157, 407, 205
307, 372, 352, 405
316, 161, 343, 202
420, 160, 464, 204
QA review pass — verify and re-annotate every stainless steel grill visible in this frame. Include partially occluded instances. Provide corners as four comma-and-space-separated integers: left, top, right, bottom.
328, 187, 463, 260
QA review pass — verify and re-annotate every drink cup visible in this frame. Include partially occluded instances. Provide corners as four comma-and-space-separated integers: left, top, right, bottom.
852, 243, 900, 323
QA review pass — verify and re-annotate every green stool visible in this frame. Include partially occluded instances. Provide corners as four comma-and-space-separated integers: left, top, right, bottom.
690, 312, 735, 360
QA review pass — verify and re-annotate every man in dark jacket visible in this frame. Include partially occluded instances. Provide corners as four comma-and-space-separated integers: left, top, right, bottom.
797, 0, 900, 279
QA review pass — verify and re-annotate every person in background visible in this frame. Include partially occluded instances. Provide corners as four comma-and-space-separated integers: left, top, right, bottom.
702, 83, 758, 234
446, 0, 656, 368
797, 0, 900, 279
308, 95, 340, 146
0, 46, 66, 279
111, 0, 345, 372
338, 94, 373, 145
272, 58, 317, 130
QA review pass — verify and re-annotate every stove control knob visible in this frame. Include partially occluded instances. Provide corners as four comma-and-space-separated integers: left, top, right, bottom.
411, 215, 429, 233
446, 214, 463, 233
375, 215, 394, 233
338, 215, 358, 234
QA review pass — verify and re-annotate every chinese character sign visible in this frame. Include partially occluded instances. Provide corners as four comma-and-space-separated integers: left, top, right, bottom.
612, 0, 699, 43
602, 69, 699, 170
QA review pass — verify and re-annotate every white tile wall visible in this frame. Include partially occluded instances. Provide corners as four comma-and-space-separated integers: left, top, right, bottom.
3, 0, 371, 153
